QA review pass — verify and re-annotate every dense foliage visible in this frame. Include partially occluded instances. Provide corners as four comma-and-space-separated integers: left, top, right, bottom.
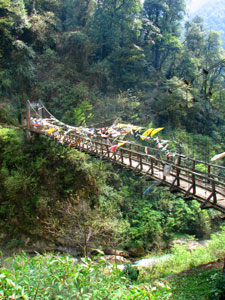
1, 228, 225, 300
0, 0, 224, 139
0, 252, 170, 299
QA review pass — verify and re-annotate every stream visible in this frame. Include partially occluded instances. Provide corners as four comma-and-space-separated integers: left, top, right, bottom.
134, 254, 171, 268
122, 237, 210, 269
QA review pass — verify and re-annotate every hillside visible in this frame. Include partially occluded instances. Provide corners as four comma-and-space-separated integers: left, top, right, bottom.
190, 0, 225, 45
0, 1, 225, 298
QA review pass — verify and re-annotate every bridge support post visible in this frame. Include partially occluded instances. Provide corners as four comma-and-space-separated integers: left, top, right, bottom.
201, 181, 217, 208
26, 129, 32, 142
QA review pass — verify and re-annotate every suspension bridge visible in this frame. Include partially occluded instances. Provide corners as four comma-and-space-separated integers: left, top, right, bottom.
26, 101, 225, 215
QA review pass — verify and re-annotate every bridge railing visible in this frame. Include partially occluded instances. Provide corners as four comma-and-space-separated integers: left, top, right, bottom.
27, 103, 225, 212
65, 132, 225, 195
108, 138, 225, 181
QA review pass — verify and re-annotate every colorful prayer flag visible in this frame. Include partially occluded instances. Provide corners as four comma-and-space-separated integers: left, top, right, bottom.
163, 164, 172, 176
47, 128, 55, 134
110, 142, 126, 152
141, 128, 154, 140
143, 185, 152, 195
211, 152, 225, 161
150, 127, 164, 138
167, 152, 173, 158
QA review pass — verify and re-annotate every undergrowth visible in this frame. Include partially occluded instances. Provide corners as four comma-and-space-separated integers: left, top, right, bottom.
0, 253, 170, 300
139, 226, 225, 280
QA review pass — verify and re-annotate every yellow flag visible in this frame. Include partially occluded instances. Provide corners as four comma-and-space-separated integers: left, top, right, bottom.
118, 142, 126, 147
150, 127, 164, 138
141, 128, 154, 140
117, 123, 127, 129
47, 128, 55, 134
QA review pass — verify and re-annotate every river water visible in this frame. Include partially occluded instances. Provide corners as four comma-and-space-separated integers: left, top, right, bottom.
134, 254, 172, 267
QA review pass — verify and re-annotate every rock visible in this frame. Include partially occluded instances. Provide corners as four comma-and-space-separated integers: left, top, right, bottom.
56, 246, 79, 257
21, 234, 30, 246
0, 233, 7, 240
186, 241, 202, 251
128, 247, 145, 258
98, 255, 131, 264
71, 258, 79, 265
199, 240, 210, 247
170, 239, 187, 246
28, 240, 55, 253
171, 237, 207, 251
104, 249, 129, 258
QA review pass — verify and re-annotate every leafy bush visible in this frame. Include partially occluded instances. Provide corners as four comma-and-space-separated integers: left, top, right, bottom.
209, 272, 225, 300
0, 253, 171, 300
139, 226, 225, 280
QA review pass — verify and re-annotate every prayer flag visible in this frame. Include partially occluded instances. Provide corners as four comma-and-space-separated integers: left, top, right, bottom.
157, 143, 163, 149
139, 135, 150, 140
167, 152, 173, 158
150, 127, 164, 138
110, 145, 118, 152
141, 128, 154, 140
110, 142, 126, 152
161, 144, 169, 152
163, 164, 172, 176
143, 185, 152, 195
211, 152, 225, 161
47, 128, 55, 134
161, 140, 169, 145
33, 121, 39, 126
118, 142, 126, 147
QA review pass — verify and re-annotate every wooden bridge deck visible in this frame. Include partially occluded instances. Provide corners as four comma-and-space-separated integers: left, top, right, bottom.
26, 101, 225, 215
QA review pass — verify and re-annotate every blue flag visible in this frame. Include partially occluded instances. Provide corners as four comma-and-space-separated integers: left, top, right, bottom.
143, 185, 152, 195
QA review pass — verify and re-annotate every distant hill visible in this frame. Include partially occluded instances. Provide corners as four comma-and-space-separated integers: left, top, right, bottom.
190, 0, 225, 45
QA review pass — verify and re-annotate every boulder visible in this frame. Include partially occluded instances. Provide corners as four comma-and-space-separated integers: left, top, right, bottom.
98, 255, 131, 264
128, 247, 145, 258
104, 249, 129, 258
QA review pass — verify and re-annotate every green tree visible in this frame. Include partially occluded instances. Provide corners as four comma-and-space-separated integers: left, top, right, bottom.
142, 0, 185, 73
89, 0, 141, 60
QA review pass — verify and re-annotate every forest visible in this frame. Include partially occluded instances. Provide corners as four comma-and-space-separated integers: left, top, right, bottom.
0, 0, 225, 299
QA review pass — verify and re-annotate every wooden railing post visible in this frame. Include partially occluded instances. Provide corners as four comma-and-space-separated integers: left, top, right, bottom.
101, 142, 104, 156
192, 160, 196, 194
207, 165, 211, 177
121, 149, 124, 164
95, 141, 98, 154
151, 157, 154, 175
176, 155, 181, 187
207, 165, 211, 183
129, 150, 132, 167
27, 101, 31, 130
140, 154, 143, 171
212, 181, 217, 203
